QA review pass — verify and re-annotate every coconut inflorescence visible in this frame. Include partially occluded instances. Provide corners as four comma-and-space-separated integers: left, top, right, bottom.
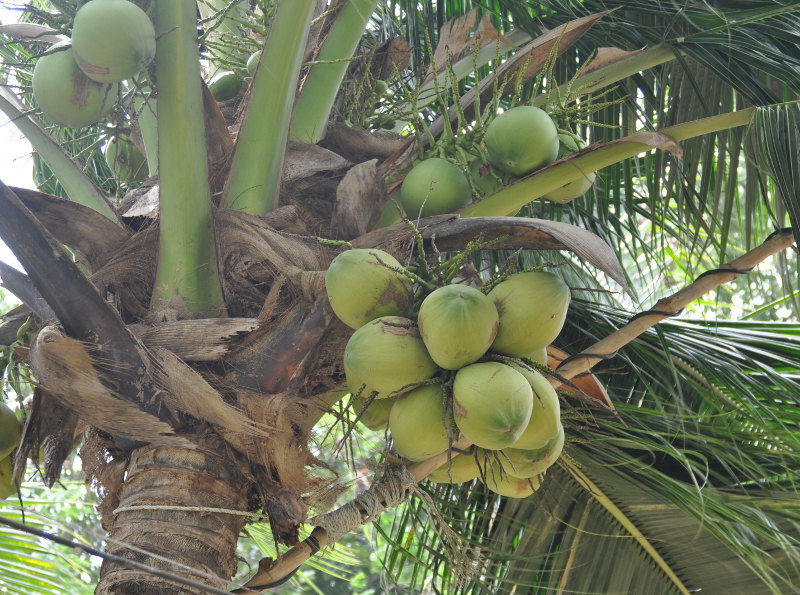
324, 248, 572, 498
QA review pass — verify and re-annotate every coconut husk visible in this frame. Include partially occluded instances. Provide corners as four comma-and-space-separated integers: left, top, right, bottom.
11, 186, 130, 272
151, 347, 270, 438
330, 159, 388, 240
215, 208, 330, 315
13, 387, 79, 487
90, 225, 158, 321
28, 326, 191, 448
321, 123, 409, 164
132, 318, 258, 362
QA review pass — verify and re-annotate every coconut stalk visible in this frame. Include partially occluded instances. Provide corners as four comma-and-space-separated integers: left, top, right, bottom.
234, 227, 796, 591
221, 0, 316, 215
132, 88, 158, 177
0, 86, 118, 223
460, 106, 757, 217
290, 0, 380, 144
151, 0, 226, 317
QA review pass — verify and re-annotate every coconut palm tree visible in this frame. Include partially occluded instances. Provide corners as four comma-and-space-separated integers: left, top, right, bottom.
0, 0, 799, 593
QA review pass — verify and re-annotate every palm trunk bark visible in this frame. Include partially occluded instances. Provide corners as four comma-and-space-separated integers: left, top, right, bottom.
97, 440, 251, 594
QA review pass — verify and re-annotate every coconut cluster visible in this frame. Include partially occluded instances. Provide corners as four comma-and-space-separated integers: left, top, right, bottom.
325, 248, 571, 498
32, 0, 155, 128
396, 106, 595, 221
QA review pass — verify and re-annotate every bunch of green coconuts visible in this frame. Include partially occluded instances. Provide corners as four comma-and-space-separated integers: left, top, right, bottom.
325, 248, 569, 498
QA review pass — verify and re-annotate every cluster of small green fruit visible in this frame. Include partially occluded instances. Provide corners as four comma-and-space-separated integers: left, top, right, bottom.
325, 248, 569, 498
397, 105, 595, 220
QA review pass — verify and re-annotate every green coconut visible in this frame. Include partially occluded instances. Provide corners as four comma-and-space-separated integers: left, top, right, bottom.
325, 249, 414, 329
0, 456, 17, 500
350, 394, 395, 431
545, 134, 596, 203
209, 70, 242, 102
344, 316, 437, 399
388, 384, 451, 461
481, 463, 542, 498
453, 362, 533, 450
468, 158, 504, 197
400, 157, 471, 218
71, 0, 155, 83
500, 425, 564, 478
32, 41, 118, 128
507, 364, 562, 450
105, 133, 147, 185
418, 284, 499, 370
0, 402, 21, 460
489, 271, 570, 356
246, 50, 262, 76
428, 452, 482, 484
525, 347, 549, 367
484, 106, 559, 176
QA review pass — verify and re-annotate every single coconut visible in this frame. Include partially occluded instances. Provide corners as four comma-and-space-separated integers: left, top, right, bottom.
246, 50, 262, 76
344, 316, 437, 399
104, 133, 147, 184
32, 41, 118, 128
428, 452, 482, 484
484, 106, 559, 176
350, 394, 395, 431
0, 456, 18, 500
507, 364, 562, 450
468, 157, 504, 197
453, 362, 533, 450
208, 70, 242, 102
489, 271, 570, 356
481, 462, 543, 498
500, 425, 564, 478
388, 384, 451, 461
400, 157, 471, 218
325, 248, 414, 329
71, 0, 156, 83
418, 284, 499, 370
545, 134, 596, 203
0, 402, 21, 460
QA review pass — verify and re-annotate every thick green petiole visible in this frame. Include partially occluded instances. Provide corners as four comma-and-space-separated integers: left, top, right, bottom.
151, 0, 226, 317
290, 0, 379, 144
221, 0, 316, 215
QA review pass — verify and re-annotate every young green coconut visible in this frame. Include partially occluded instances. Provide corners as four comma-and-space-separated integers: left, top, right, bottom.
0, 402, 21, 460
427, 451, 483, 484
32, 41, 118, 128
417, 284, 499, 370
71, 0, 156, 83
489, 271, 571, 356
105, 134, 147, 185
499, 425, 565, 478
343, 316, 437, 399
484, 106, 560, 176
325, 248, 414, 330
506, 363, 562, 450
388, 384, 451, 462
400, 157, 471, 218
453, 362, 533, 450
545, 134, 596, 203
350, 394, 395, 431
481, 462, 543, 498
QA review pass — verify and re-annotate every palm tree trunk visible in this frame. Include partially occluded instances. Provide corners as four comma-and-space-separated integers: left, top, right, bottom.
96, 440, 251, 594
